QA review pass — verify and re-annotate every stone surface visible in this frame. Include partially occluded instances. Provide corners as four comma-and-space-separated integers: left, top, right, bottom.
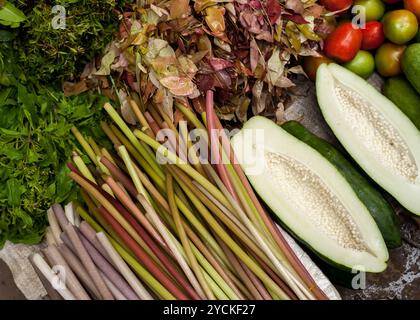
337, 214, 420, 300
0, 259, 25, 300
0, 241, 47, 300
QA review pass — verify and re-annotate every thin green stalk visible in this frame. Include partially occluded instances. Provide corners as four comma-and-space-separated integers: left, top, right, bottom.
110, 124, 164, 183
118, 146, 149, 198
104, 102, 163, 178
175, 102, 206, 130
71, 127, 98, 166
73, 153, 97, 184
88, 137, 101, 157
167, 174, 215, 300
138, 192, 205, 299
171, 168, 289, 299
70, 172, 159, 261
170, 167, 279, 273
203, 272, 229, 300
134, 164, 233, 276
191, 243, 239, 300
132, 161, 228, 266
79, 193, 127, 252
133, 129, 234, 212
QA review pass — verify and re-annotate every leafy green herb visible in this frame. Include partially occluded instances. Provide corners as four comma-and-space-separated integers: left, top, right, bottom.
0, 1, 25, 28
6, 0, 127, 85
0, 40, 110, 247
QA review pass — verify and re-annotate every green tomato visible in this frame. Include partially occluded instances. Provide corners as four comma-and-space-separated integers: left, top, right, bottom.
343, 50, 375, 78
375, 43, 406, 77
383, 10, 419, 44
354, 0, 385, 21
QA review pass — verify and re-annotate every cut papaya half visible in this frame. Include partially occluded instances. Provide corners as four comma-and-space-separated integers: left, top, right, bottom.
316, 63, 420, 216
282, 120, 401, 249
231, 116, 389, 273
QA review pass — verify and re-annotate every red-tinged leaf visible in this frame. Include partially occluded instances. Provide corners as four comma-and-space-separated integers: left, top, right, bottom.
266, 0, 282, 25
192, 97, 206, 114
125, 72, 137, 92
197, 74, 215, 92
213, 70, 232, 89
208, 57, 233, 71
144, 80, 157, 101
119, 21, 130, 39
177, 38, 187, 53
250, 38, 259, 72
250, 0, 262, 9
159, 76, 196, 96
285, 14, 308, 24
236, 60, 254, 77
256, 30, 273, 42
239, 11, 262, 34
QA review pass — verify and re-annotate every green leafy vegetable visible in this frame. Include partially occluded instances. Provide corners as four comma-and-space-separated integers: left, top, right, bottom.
6, 0, 127, 85
0, 1, 25, 28
0, 40, 110, 247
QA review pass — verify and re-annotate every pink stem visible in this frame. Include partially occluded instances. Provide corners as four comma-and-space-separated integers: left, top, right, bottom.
205, 90, 241, 204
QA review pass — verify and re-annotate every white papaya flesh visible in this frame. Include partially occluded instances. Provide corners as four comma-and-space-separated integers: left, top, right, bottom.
316, 63, 420, 216
231, 116, 389, 273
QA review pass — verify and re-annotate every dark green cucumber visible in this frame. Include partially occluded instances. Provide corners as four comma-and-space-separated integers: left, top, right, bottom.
402, 44, 420, 95
383, 76, 420, 130
282, 121, 401, 248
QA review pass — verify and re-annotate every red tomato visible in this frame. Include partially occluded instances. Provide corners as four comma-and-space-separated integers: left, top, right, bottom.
361, 21, 385, 50
404, 0, 420, 20
303, 55, 333, 81
320, 0, 353, 12
324, 23, 363, 62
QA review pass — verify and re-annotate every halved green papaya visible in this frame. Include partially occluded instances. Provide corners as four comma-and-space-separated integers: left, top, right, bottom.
282, 120, 401, 248
231, 116, 389, 272
316, 63, 420, 216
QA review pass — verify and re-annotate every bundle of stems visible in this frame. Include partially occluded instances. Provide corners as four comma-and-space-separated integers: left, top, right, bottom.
61, 91, 329, 300
31, 203, 153, 300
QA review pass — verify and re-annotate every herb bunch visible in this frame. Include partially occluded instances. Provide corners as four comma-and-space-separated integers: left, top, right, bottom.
7, 0, 126, 85
0, 40, 110, 247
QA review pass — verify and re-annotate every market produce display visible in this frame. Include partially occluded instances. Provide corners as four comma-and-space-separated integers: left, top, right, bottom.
32, 98, 333, 300
0, 0, 419, 301
320, 0, 420, 80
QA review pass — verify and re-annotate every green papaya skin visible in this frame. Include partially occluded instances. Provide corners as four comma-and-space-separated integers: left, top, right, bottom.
383, 76, 420, 130
402, 44, 420, 95
282, 121, 401, 249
